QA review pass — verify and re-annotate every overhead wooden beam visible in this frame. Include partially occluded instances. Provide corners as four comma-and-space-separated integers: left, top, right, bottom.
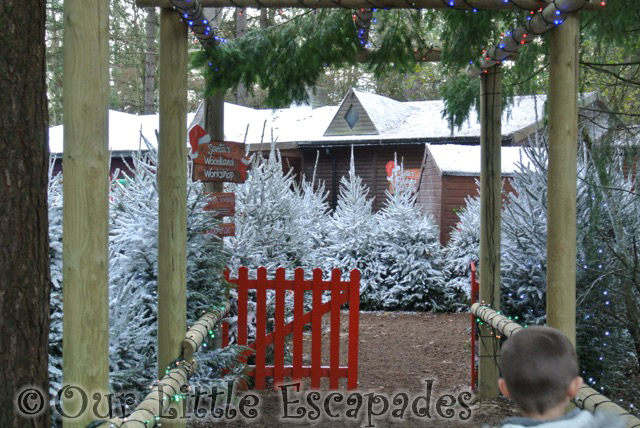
158, 7, 188, 427
547, 12, 579, 347
62, 0, 110, 426
137, 0, 605, 10
468, 0, 592, 76
478, 64, 502, 399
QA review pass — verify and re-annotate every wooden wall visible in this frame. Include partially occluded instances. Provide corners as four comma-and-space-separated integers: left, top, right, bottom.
301, 145, 425, 212
416, 154, 442, 233
440, 175, 515, 245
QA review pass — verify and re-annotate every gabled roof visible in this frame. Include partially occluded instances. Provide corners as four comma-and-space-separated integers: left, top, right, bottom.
426, 144, 529, 177
323, 88, 419, 137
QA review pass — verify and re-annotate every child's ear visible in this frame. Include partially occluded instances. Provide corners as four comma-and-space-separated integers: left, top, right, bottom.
567, 376, 584, 398
498, 378, 511, 398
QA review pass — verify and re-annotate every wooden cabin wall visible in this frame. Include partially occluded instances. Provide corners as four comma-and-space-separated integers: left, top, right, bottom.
416, 154, 442, 233
301, 145, 424, 212
440, 175, 515, 245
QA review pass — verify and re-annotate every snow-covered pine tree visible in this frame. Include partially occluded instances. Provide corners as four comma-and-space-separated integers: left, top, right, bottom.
374, 161, 456, 311
48, 168, 63, 396
443, 193, 481, 297
501, 143, 550, 324
108, 142, 234, 391
226, 147, 313, 273
575, 140, 640, 402
321, 147, 381, 309
49, 140, 238, 395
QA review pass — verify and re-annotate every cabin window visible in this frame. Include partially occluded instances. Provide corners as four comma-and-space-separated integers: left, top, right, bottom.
344, 104, 359, 129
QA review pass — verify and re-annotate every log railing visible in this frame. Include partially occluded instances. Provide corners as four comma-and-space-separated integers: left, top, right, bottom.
471, 303, 640, 428
93, 302, 230, 427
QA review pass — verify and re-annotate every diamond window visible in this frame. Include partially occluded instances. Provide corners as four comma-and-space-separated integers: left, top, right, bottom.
344, 104, 359, 129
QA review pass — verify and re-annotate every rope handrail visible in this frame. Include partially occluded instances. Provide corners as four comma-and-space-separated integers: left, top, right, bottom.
91, 301, 231, 428
470, 303, 640, 428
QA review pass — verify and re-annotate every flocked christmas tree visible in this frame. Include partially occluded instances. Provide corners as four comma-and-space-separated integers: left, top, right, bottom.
374, 161, 459, 311
49, 139, 241, 397
321, 148, 382, 308
443, 193, 481, 297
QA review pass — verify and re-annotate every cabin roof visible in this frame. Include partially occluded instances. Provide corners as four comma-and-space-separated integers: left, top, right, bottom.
48, 90, 602, 154
426, 144, 529, 177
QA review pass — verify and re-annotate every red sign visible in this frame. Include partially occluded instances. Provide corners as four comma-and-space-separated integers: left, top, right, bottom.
204, 223, 236, 237
204, 192, 235, 218
192, 140, 250, 183
386, 161, 420, 193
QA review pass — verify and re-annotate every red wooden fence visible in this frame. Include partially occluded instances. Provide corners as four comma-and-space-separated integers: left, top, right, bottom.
470, 261, 479, 391
224, 266, 360, 390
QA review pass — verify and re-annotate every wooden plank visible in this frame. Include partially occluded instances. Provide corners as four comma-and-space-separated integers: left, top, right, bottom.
311, 268, 323, 389
478, 65, 502, 399
255, 267, 268, 389
203, 192, 235, 217
157, 9, 188, 426
274, 268, 286, 388
547, 13, 579, 347
62, 0, 110, 425
348, 270, 360, 390
237, 267, 249, 349
330, 269, 341, 389
293, 268, 304, 382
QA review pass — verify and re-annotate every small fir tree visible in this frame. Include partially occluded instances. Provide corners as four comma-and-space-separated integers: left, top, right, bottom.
374, 162, 455, 311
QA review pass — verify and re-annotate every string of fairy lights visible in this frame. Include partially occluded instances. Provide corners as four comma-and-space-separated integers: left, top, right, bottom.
472, 303, 639, 420
90, 304, 230, 427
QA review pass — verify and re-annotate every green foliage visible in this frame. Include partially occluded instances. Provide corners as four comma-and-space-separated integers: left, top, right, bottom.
439, 76, 478, 129
193, 10, 360, 107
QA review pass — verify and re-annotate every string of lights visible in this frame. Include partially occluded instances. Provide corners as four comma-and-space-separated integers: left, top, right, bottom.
467, 0, 606, 77
169, 0, 220, 48
139, 0, 605, 10
92, 303, 230, 427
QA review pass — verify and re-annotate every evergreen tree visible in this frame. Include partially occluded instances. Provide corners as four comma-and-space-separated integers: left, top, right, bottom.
443, 194, 480, 297
321, 148, 381, 308
49, 141, 237, 395
501, 143, 550, 324
374, 164, 454, 311
48, 169, 63, 396
226, 148, 318, 273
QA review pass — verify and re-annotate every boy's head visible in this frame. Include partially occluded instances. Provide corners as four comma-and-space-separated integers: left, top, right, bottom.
499, 326, 583, 417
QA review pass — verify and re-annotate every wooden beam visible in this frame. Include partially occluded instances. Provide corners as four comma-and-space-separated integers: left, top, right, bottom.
62, 0, 110, 426
468, 0, 590, 76
137, 0, 605, 10
478, 64, 502, 399
547, 12, 579, 347
158, 8, 188, 427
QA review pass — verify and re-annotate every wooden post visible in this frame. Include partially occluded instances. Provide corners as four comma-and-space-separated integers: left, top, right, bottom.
547, 14, 580, 347
62, 0, 110, 426
478, 65, 502, 398
158, 8, 188, 427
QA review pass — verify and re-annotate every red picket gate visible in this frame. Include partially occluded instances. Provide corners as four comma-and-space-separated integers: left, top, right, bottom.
223, 266, 360, 390
470, 261, 480, 391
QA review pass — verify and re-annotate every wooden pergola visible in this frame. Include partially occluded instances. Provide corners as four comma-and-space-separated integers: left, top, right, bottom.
62, 0, 603, 426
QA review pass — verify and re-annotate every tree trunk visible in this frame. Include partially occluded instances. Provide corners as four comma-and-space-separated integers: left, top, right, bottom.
235, 8, 248, 106
0, 1, 51, 427
144, 7, 158, 114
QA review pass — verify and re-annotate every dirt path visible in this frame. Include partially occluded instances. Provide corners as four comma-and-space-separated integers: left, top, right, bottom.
191, 312, 518, 427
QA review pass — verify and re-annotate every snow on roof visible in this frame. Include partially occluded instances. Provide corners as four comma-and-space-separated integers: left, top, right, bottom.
48, 110, 196, 154
49, 91, 599, 153
351, 88, 420, 134
427, 144, 529, 176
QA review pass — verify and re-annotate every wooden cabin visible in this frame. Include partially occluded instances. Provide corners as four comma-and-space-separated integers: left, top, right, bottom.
48, 89, 608, 244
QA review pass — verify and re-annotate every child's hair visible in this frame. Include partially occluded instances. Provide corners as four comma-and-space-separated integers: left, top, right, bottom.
500, 326, 578, 415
